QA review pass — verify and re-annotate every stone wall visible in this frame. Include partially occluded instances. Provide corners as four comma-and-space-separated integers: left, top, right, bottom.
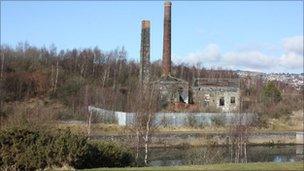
192, 86, 240, 112
154, 76, 189, 106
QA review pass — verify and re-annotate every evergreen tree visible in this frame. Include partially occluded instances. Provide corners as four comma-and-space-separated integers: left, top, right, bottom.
261, 81, 282, 105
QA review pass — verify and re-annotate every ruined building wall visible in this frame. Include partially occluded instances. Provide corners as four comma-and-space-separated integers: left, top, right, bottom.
157, 78, 189, 107
192, 86, 240, 112
140, 1, 241, 112
139, 20, 151, 87
155, 1, 189, 107
192, 78, 241, 112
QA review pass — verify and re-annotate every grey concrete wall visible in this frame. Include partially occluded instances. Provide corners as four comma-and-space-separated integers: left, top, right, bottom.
88, 106, 255, 126
296, 132, 304, 144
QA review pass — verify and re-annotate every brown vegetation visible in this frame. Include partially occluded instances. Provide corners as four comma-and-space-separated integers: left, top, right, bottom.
0, 42, 302, 130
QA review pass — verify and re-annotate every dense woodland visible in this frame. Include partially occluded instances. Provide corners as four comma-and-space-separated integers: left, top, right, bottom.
0, 42, 302, 127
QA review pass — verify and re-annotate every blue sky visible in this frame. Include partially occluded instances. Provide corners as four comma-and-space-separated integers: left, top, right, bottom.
1, 1, 303, 73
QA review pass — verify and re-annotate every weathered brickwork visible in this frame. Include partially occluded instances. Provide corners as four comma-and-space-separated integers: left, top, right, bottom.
154, 1, 190, 107
139, 20, 151, 87
162, 1, 172, 77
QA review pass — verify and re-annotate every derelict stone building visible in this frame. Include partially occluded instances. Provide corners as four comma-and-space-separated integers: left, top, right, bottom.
154, 1, 189, 107
192, 78, 241, 112
139, 1, 240, 112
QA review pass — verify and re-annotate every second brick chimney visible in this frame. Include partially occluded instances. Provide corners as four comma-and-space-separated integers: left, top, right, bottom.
162, 1, 172, 77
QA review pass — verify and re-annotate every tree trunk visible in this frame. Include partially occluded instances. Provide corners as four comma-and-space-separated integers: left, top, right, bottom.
88, 109, 92, 137
53, 60, 59, 93
92, 53, 95, 77
84, 85, 91, 137
102, 62, 110, 106
51, 64, 54, 90
0, 54, 4, 80
144, 139, 148, 165
135, 130, 140, 164
144, 112, 151, 165
244, 142, 247, 163
0, 54, 3, 127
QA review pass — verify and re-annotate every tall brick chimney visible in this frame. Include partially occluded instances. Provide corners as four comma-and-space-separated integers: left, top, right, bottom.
140, 20, 150, 87
162, 1, 171, 77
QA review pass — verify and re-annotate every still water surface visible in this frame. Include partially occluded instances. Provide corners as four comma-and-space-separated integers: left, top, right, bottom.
143, 145, 304, 166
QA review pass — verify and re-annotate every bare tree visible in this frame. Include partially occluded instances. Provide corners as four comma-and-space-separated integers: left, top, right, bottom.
0, 53, 4, 127
53, 59, 59, 93
0, 54, 4, 80
228, 113, 252, 163
128, 84, 160, 165
84, 84, 92, 137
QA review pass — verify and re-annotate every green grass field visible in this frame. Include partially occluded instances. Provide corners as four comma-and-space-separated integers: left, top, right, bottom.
83, 162, 304, 171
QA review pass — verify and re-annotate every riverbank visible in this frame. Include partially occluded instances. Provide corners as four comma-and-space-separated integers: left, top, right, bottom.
58, 110, 303, 135
58, 113, 303, 147
83, 162, 303, 171
92, 131, 303, 148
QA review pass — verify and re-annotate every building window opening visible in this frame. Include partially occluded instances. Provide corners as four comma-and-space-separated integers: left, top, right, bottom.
178, 87, 185, 103
219, 97, 225, 106
230, 97, 236, 104
179, 94, 185, 103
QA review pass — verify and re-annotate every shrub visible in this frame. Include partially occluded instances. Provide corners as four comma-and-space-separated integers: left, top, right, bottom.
55, 110, 87, 121
52, 75, 85, 106
50, 129, 91, 169
0, 126, 134, 170
0, 127, 53, 170
89, 141, 134, 167
1, 72, 49, 102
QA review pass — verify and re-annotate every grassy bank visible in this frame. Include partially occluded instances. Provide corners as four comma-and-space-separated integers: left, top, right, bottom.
83, 162, 304, 171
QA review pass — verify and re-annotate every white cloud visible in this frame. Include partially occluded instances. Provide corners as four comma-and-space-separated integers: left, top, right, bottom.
279, 36, 303, 70
283, 36, 303, 55
178, 35, 303, 73
222, 51, 272, 70
186, 44, 221, 65
279, 52, 303, 69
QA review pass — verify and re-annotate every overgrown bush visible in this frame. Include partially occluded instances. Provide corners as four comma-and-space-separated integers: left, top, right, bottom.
0, 127, 53, 170
89, 141, 134, 167
55, 110, 87, 121
52, 75, 85, 106
50, 129, 91, 169
1, 71, 49, 102
0, 126, 134, 170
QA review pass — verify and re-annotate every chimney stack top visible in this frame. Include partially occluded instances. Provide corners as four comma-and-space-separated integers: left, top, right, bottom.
164, 1, 172, 6
141, 20, 150, 29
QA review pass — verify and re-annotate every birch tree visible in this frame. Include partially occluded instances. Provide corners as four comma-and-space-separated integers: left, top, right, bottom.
128, 84, 160, 165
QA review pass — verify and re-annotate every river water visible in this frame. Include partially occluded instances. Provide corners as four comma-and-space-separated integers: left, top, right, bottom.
142, 145, 304, 166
